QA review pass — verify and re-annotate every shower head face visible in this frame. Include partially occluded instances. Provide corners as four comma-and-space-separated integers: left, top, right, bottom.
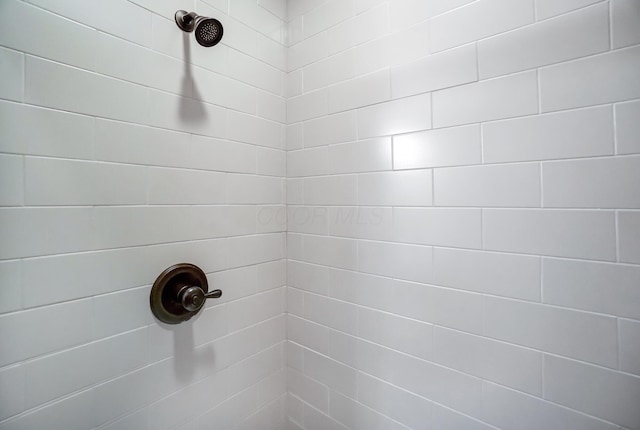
194, 17, 224, 47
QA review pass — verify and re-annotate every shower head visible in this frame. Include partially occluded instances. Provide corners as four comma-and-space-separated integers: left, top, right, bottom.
175, 10, 224, 47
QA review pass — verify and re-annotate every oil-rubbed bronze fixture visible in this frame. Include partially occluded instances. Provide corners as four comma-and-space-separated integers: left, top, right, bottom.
150, 263, 222, 324
175, 10, 224, 47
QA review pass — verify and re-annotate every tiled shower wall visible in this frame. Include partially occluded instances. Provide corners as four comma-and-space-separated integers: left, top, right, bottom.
285, 0, 640, 429
0, 0, 288, 428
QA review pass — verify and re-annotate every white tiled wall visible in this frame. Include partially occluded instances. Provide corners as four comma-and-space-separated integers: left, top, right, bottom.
2, 0, 639, 429
0, 0, 287, 428
286, 1, 640, 430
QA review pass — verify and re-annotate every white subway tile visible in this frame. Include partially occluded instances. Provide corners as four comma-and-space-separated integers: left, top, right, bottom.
433, 403, 495, 430
287, 368, 329, 412
433, 248, 541, 301
357, 93, 432, 139
0, 390, 93, 430
394, 208, 482, 249
616, 100, 640, 155
330, 391, 408, 430
328, 4, 389, 55
287, 89, 329, 123
304, 175, 357, 205
26, 56, 149, 125
358, 170, 433, 206
0, 154, 23, 206
620, 319, 640, 376
303, 111, 357, 148
303, 235, 358, 270
0, 101, 94, 159
433, 71, 538, 128
434, 327, 542, 395
195, 66, 258, 114
305, 350, 357, 397
389, 0, 430, 31
95, 119, 193, 170
304, 293, 358, 334
227, 111, 282, 149
0, 261, 21, 314
482, 381, 620, 430
148, 167, 226, 205
543, 156, 640, 208
23, 247, 150, 309
287, 147, 328, 177
0, 208, 93, 259
191, 136, 257, 174
430, 0, 535, 53
25, 158, 147, 206
479, 4, 609, 79
427, 0, 477, 18
358, 307, 433, 360
148, 89, 227, 139
257, 148, 286, 176
0, 0, 97, 70
0, 364, 24, 421
286, 123, 304, 150
28, 0, 152, 47
619, 211, 640, 264
393, 280, 483, 334
484, 296, 618, 367
94, 32, 188, 99
92, 287, 151, 338
393, 352, 483, 416
234, 0, 284, 42
259, 0, 285, 20
535, 0, 602, 20
355, 21, 430, 76
435, 163, 541, 207
24, 328, 147, 409
287, 16, 304, 47
328, 69, 391, 113
0, 299, 93, 367
288, 206, 329, 235
328, 138, 392, 174
612, 0, 640, 48
357, 372, 432, 430
256, 33, 287, 71
358, 240, 433, 283
289, 32, 328, 71
391, 43, 478, 98
540, 46, 640, 112
355, 0, 386, 14
304, 50, 356, 93
328, 207, 394, 241
483, 209, 616, 261
544, 258, 640, 319
227, 233, 284, 267
0, 46, 23, 102
286, 69, 303, 98
544, 355, 640, 430
228, 49, 283, 95
483, 106, 614, 163
393, 125, 482, 170
91, 206, 194, 249
303, 0, 355, 39
288, 260, 329, 296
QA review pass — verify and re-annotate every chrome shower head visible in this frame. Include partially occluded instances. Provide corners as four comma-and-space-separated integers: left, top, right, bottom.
175, 10, 224, 47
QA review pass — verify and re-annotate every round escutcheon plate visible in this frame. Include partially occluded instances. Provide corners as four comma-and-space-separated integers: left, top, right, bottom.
150, 263, 209, 324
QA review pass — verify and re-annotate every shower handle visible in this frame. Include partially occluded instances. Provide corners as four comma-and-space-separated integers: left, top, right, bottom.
178, 285, 222, 312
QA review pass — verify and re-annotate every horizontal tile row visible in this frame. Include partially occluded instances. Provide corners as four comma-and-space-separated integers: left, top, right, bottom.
0, 207, 285, 259
287, 205, 633, 261
0, 329, 286, 429
0, 158, 285, 208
